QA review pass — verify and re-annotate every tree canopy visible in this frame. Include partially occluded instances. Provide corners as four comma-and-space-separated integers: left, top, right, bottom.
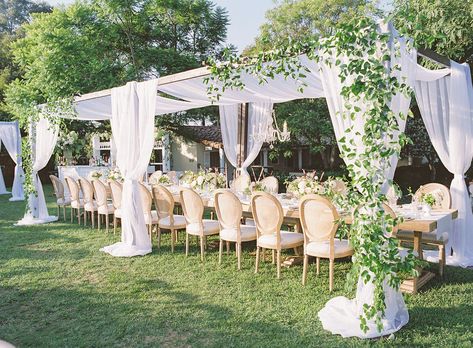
0, 0, 51, 120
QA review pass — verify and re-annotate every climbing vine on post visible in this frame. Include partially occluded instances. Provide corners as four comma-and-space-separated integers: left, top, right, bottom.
206, 16, 420, 333
15, 98, 75, 214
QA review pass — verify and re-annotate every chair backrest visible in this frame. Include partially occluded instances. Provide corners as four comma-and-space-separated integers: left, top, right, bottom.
79, 177, 94, 204
180, 188, 204, 224
149, 170, 162, 183
214, 189, 242, 231
260, 176, 279, 194
109, 180, 123, 210
152, 184, 175, 220
414, 183, 451, 209
231, 172, 251, 193
65, 176, 80, 201
299, 194, 339, 243
251, 191, 283, 238
49, 175, 64, 199
138, 183, 153, 217
92, 179, 108, 207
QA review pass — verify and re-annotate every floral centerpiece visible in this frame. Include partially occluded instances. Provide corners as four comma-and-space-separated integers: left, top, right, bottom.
107, 168, 123, 182
89, 170, 103, 180
285, 176, 324, 198
418, 189, 445, 209
180, 170, 226, 191
150, 174, 172, 186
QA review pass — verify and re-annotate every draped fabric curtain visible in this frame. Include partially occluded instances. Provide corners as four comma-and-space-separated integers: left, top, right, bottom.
414, 61, 473, 267
100, 80, 157, 257
316, 24, 415, 339
219, 101, 273, 176
0, 121, 25, 201
17, 117, 58, 225
0, 151, 7, 194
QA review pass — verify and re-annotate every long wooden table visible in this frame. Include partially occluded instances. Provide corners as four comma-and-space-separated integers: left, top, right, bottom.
172, 190, 458, 293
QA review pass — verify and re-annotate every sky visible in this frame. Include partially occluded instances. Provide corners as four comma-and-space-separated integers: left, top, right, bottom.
45, 0, 277, 52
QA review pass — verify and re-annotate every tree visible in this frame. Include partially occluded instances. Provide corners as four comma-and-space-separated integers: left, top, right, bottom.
391, 0, 473, 179
0, 0, 51, 120
274, 99, 339, 169
244, 0, 378, 55
392, 0, 473, 65
4, 0, 230, 158
243, 0, 376, 169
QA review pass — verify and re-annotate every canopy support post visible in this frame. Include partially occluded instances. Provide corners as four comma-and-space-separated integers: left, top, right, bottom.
236, 103, 248, 172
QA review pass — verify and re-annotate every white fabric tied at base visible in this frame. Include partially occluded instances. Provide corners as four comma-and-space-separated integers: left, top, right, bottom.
318, 276, 409, 339
0, 121, 25, 201
100, 80, 156, 257
414, 62, 473, 267
17, 117, 58, 225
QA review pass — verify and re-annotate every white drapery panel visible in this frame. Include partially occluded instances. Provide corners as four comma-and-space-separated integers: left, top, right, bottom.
0, 141, 7, 194
17, 117, 58, 225
316, 23, 415, 339
219, 104, 239, 168
414, 61, 473, 267
0, 121, 25, 201
219, 102, 273, 174
100, 80, 157, 257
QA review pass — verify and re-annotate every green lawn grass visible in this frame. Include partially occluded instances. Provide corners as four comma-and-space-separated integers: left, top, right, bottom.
1, 185, 473, 347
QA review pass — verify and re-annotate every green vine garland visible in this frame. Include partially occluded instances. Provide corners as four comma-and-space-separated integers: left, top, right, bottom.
206, 17, 421, 333
17, 98, 75, 215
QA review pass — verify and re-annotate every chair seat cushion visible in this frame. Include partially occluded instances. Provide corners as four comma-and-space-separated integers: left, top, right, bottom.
98, 203, 114, 215
84, 201, 97, 211
144, 210, 159, 224
57, 198, 71, 206
305, 239, 353, 258
220, 225, 257, 242
397, 230, 449, 244
158, 215, 186, 229
187, 220, 220, 236
71, 199, 84, 209
258, 231, 304, 249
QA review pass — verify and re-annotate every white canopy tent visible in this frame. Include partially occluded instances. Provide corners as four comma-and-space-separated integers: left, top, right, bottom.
0, 121, 25, 201
19, 22, 473, 338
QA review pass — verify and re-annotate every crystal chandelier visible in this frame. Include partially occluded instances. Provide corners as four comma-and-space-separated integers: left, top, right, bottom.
252, 110, 290, 148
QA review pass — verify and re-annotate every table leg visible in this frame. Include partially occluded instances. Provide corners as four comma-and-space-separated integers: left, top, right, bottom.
413, 231, 423, 260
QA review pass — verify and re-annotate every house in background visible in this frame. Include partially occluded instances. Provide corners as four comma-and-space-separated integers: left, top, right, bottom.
149, 126, 228, 175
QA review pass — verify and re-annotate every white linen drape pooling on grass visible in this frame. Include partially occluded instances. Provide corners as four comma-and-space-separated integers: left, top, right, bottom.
315, 23, 414, 339
17, 117, 58, 225
0, 121, 25, 201
100, 80, 157, 257
219, 102, 273, 175
414, 61, 473, 267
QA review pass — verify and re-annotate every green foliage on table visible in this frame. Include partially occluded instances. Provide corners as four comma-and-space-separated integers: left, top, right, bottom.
206, 15, 421, 333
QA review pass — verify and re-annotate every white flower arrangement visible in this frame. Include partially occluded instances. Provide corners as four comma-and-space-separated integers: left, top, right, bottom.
180, 170, 226, 190
107, 168, 123, 182
286, 176, 323, 198
418, 189, 445, 208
